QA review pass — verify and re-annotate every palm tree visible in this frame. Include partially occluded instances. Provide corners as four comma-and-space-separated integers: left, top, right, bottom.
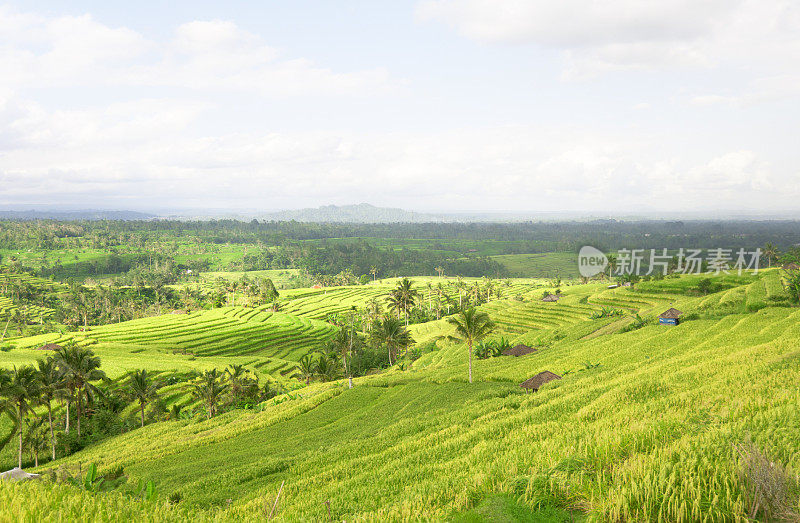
2, 365, 40, 468
370, 317, 414, 366
456, 276, 465, 309
226, 364, 249, 402
0, 368, 12, 455
329, 326, 354, 388
447, 308, 496, 384
56, 346, 105, 437
763, 243, 779, 268
36, 357, 62, 461
128, 370, 158, 428
606, 254, 617, 279
387, 278, 419, 327
298, 354, 316, 385
370, 266, 378, 282
315, 353, 341, 382
192, 369, 228, 419
23, 416, 48, 467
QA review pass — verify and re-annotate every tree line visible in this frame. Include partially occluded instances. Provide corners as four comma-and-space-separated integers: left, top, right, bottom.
0, 346, 286, 471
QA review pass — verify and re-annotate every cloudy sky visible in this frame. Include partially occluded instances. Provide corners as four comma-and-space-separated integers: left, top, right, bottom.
1, 1, 799, 214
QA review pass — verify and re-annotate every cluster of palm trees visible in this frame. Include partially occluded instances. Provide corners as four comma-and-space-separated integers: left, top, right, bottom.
189, 365, 277, 419
298, 314, 416, 387
384, 277, 505, 328
0, 344, 105, 469
212, 276, 279, 307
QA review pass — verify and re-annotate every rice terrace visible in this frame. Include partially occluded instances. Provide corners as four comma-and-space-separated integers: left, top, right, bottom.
3, 1, 800, 521
0, 218, 799, 522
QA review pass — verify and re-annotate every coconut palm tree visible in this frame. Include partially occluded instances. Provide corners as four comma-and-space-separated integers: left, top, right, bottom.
329, 325, 355, 388
763, 243, 779, 268
23, 415, 48, 467
0, 368, 12, 454
315, 353, 341, 382
35, 357, 62, 461
370, 266, 378, 282
2, 365, 40, 468
192, 369, 228, 419
55, 346, 105, 437
447, 308, 496, 384
370, 317, 414, 366
606, 254, 618, 279
387, 278, 419, 327
226, 364, 250, 402
298, 354, 316, 385
128, 369, 158, 428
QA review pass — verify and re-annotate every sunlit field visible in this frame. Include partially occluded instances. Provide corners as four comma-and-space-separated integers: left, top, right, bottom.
2, 267, 798, 520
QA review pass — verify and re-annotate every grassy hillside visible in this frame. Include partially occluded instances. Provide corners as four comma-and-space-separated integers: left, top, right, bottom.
492, 252, 579, 279
2, 270, 797, 521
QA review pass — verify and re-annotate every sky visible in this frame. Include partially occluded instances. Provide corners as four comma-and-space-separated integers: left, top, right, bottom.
1, 0, 799, 214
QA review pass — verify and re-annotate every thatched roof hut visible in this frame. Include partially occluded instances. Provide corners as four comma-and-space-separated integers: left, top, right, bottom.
659, 308, 683, 319
541, 294, 560, 302
658, 308, 683, 325
502, 344, 538, 357
0, 468, 40, 481
520, 371, 561, 393
36, 343, 62, 351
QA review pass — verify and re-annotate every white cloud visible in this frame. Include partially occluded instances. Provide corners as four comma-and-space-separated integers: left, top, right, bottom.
1, 4, 798, 213
0, 7, 392, 95
417, 0, 800, 80
2, 91, 797, 212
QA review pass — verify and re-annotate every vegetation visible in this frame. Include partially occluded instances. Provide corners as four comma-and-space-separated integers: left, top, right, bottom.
447, 308, 496, 383
1, 220, 800, 520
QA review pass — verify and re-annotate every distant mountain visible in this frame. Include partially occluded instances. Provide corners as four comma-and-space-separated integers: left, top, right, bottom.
259, 204, 449, 223
0, 209, 156, 221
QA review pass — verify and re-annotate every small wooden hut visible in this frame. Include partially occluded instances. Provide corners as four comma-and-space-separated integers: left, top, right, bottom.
36, 343, 62, 351
520, 371, 562, 393
541, 294, 560, 302
658, 308, 683, 326
502, 344, 537, 357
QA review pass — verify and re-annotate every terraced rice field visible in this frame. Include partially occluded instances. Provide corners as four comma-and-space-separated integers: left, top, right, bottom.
75, 308, 336, 361
2, 270, 798, 521
28, 295, 800, 521
0, 273, 59, 321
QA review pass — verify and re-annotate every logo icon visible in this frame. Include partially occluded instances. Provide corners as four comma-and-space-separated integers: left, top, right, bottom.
578, 246, 608, 278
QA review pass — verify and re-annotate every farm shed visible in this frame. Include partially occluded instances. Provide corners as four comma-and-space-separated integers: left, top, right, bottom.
502, 344, 537, 357
520, 371, 561, 392
36, 343, 62, 351
658, 308, 683, 326
541, 294, 560, 302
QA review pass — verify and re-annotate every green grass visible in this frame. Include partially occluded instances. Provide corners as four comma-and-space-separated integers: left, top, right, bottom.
3, 273, 799, 521
492, 253, 579, 279
451, 494, 580, 522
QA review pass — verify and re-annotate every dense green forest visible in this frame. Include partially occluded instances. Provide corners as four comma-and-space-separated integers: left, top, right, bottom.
3, 219, 800, 281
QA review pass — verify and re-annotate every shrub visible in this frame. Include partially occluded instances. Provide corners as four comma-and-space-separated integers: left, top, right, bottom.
735, 441, 798, 521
